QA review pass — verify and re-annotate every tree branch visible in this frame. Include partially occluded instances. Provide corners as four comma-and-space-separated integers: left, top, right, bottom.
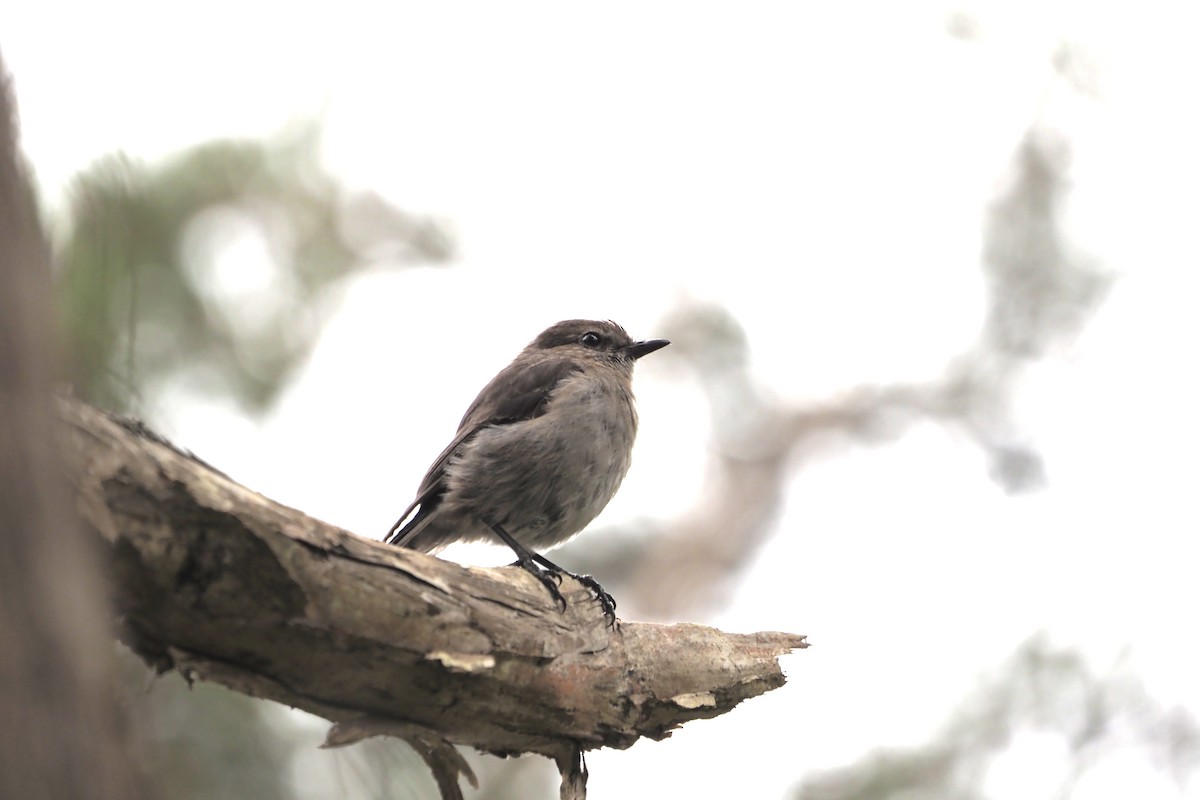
58, 396, 806, 796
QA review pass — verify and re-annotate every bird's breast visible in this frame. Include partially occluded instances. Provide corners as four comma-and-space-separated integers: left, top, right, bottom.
530, 375, 637, 545
443, 369, 639, 549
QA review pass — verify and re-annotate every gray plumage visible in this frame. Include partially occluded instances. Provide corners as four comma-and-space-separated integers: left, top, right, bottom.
386, 319, 669, 555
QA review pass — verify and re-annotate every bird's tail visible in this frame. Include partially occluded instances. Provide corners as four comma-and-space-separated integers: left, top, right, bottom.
384, 497, 423, 547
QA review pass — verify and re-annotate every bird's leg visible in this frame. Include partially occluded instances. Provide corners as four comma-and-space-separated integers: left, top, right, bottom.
488, 523, 618, 626
488, 523, 567, 611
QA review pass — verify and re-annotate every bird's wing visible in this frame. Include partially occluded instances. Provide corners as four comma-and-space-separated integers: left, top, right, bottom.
385, 356, 582, 546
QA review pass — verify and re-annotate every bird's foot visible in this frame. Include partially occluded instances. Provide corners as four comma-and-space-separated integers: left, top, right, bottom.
567, 571, 618, 629
509, 553, 569, 611
508, 559, 618, 626
491, 523, 618, 627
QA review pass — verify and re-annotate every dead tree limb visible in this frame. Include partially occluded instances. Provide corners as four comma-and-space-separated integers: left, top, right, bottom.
58, 396, 807, 797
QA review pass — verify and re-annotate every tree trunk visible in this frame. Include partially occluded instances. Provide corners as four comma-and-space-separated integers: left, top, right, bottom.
0, 55, 148, 800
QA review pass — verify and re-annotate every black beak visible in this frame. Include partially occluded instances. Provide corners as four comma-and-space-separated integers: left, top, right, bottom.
624, 338, 670, 360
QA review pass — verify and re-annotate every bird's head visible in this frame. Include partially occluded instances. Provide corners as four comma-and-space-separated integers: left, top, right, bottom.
529, 319, 670, 372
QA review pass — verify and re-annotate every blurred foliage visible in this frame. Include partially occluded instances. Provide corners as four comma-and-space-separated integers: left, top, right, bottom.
791, 637, 1200, 799
114, 647, 444, 800
48, 123, 454, 799
54, 123, 452, 414
982, 131, 1110, 362
116, 656, 294, 800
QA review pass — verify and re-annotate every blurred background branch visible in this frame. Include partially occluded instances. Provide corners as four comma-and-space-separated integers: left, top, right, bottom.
567, 127, 1113, 619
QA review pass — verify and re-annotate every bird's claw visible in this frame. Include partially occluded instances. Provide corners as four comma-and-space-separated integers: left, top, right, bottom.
570, 572, 619, 629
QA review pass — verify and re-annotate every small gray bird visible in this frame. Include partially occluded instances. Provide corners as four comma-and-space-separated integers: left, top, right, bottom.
385, 319, 669, 620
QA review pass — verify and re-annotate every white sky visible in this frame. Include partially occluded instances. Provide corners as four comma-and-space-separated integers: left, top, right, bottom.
4, 2, 1200, 798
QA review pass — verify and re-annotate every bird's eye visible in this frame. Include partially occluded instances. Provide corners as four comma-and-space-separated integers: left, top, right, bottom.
580, 332, 602, 348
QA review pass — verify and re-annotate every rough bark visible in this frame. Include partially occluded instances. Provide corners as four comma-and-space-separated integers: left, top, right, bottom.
57, 396, 807, 797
